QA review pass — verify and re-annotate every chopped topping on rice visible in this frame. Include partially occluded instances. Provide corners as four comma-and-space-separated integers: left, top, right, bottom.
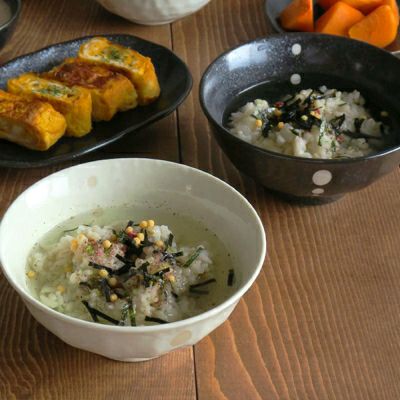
229, 87, 390, 159
27, 218, 221, 327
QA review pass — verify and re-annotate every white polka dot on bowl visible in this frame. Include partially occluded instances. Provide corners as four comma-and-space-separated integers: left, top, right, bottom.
291, 44, 302, 56
312, 188, 325, 195
312, 170, 332, 186
290, 74, 301, 85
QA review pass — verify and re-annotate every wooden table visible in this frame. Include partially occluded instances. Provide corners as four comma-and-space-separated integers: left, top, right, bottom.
1, 1, 400, 399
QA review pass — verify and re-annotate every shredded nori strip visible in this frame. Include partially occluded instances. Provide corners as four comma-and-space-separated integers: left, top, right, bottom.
167, 233, 174, 247
82, 300, 98, 322
123, 268, 138, 281
154, 267, 170, 277
143, 271, 160, 287
342, 130, 375, 140
354, 118, 364, 133
138, 261, 150, 272
145, 316, 168, 324
120, 304, 129, 326
113, 263, 132, 276
261, 118, 274, 137
63, 227, 78, 233
139, 229, 152, 248
189, 278, 216, 289
126, 220, 134, 228
126, 243, 143, 257
290, 128, 300, 136
330, 114, 346, 131
88, 262, 113, 274
283, 109, 300, 122
227, 269, 235, 286
171, 251, 184, 257
302, 90, 314, 107
128, 298, 136, 326
82, 301, 119, 325
115, 254, 134, 265
161, 252, 178, 264
100, 278, 111, 302
310, 116, 322, 128
114, 288, 128, 298
182, 247, 203, 268
171, 291, 179, 299
291, 117, 312, 130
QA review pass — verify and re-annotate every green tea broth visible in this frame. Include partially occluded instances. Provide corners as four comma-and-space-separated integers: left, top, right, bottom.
27, 205, 237, 316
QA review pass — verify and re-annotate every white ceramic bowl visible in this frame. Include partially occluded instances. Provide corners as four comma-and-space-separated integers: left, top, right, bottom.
0, 158, 266, 362
96, 0, 211, 25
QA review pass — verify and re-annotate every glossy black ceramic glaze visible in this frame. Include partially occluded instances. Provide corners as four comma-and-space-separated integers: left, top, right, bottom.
0, 34, 192, 168
0, 0, 20, 51
200, 34, 400, 203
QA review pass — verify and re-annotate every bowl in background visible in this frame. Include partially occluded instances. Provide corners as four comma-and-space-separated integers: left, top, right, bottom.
200, 33, 400, 204
0, 0, 21, 51
264, 0, 400, 54
0, 158, 266, 361
264, 0, 287, 34
96, 0, 211, 25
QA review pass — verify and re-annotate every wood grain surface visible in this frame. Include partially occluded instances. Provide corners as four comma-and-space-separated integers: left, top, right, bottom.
1, 0, 400, 399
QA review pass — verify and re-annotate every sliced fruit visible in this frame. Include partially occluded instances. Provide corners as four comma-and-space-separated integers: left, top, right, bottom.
280, 0, 314, 32
316, 1, 365, 36
318, 0, 383, 14
348, 5, 398, 48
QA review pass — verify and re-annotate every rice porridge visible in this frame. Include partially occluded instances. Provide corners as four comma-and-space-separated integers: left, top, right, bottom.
26, 207, 235, 326
228, 87, 389, 159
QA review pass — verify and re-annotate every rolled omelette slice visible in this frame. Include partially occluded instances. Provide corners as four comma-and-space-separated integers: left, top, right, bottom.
0, 90, 66, 151
8, 73, 92, 137
44, 58, 138, 121
78, 37, 160, 105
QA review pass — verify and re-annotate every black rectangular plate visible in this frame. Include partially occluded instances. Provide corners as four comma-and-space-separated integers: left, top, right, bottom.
0, 34, 192, 168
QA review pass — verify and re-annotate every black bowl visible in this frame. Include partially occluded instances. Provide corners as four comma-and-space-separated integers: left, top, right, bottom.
0, 0, 21, 51
200, 33, 400, 204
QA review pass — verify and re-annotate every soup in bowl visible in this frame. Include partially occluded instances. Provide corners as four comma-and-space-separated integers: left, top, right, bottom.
0, 158, 266, 361
200, 33, 400, 203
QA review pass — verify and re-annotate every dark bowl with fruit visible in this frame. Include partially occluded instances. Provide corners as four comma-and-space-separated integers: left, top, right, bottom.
265, 0, 400, 51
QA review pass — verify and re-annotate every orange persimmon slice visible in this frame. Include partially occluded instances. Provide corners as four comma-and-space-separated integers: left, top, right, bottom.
280, 0, 314, 32
318, 0, 383, 14
382, 0, 399, 23
316, 1, 365, 36
349, 5, 398, 47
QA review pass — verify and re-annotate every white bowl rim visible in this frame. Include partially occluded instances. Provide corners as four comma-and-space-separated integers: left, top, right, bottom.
0, 158, 267, 333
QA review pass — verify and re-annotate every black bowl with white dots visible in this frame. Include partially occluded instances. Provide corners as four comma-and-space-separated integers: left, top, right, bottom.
200, 33, 400, 204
